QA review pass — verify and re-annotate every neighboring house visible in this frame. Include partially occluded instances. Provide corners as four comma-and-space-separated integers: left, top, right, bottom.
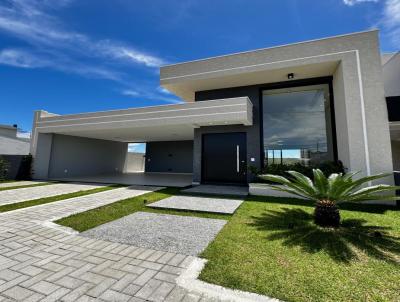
0, 124, 30, 155
0, 124, 31, 179
30, 30, 398, 186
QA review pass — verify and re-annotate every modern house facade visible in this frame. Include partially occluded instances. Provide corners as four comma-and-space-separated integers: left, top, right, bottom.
30, 30, 398, 187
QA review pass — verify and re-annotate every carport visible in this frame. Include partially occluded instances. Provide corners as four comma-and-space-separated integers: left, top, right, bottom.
30, 97, 252, 187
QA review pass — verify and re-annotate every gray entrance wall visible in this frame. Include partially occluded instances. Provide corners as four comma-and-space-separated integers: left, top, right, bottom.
33, 133, 54, 179
145, 141, 193, 173
46, 134, 127, 179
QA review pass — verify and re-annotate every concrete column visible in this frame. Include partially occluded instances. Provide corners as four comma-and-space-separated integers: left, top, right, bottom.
33, 133, 53, 179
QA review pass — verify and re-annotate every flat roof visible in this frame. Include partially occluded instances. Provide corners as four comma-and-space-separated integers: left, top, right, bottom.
0, 124, 17, 130
160, 29, 378, 101
161, 29, 378, 68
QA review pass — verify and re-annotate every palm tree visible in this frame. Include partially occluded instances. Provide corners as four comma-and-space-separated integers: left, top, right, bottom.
259, 170, 399, 228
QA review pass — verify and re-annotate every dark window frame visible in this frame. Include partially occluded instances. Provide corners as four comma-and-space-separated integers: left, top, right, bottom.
258, 76, 338, 168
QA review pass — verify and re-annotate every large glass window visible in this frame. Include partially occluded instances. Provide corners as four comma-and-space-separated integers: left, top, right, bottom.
262, 84, 334, 166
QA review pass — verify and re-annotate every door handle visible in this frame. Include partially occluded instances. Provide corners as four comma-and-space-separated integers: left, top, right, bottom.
236, 145, 239, 173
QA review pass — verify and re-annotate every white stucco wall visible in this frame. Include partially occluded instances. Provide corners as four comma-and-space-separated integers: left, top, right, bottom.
124, 152, 145, 172
382, 52, 400, 97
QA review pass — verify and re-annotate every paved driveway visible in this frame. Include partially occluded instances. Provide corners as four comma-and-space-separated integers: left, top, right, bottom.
0, 186, 210, 301
0, 182, 106, 206
0, 181, 46, 189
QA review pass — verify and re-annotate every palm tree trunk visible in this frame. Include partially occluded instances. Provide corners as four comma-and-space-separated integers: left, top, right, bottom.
314, 200, 340, 228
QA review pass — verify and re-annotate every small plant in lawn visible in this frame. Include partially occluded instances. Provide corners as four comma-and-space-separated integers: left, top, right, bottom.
260, 170, 399, 228
0, 157, 10, 181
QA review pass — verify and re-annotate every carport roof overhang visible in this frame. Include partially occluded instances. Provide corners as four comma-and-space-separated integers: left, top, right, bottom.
34, 97, 252, 142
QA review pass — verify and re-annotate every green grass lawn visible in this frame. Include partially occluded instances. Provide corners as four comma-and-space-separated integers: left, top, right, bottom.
56, 188, 229, 232
0, 184, 122, 212
0, 180, 18, 183
200, 196, 400, 302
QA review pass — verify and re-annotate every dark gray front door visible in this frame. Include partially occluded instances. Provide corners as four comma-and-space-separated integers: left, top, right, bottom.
202, 132, 247, 184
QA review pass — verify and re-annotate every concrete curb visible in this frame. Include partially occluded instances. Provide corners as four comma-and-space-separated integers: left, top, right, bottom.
177, 258, 282, 302
39, 220, 79, 235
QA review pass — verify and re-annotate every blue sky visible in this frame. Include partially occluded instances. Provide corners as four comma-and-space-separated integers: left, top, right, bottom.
0, 0, 399, 147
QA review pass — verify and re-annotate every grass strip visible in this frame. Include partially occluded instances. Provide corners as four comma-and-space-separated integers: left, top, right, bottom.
56, 187, 230, 232
0, 180, 18, 183
0, 182, 52, 191
0, 184, 123, 213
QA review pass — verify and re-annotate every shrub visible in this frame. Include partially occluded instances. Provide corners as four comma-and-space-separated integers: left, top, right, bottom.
260, 170, 398, 227
16, 154, 33, 180
0, 156, 10, 181
251, 161, 345, 183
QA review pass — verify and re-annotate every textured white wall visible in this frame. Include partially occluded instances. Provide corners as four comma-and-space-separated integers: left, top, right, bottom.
124, 152, 145, 172
382, 52, 400, 97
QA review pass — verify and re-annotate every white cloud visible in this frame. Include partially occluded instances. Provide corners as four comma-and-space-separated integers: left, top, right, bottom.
0, 49, 48, 68
380, 0, 400, 47
157, 86, 172, 95
17, 131, 31, 139
343, 0, 379, 5
382, 0, 400, 27
128, 143, 145, 153
0, 0, 177, 104
0, 0, 167, 76
121, 90, 140, 97
0, 47, 123, 80
343, 0, 400, 48
121, 87, 183, 104
108, 45, 166, 68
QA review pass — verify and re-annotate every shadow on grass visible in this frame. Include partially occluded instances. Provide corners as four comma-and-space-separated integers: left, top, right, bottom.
249, 195, 399, 214
249, 208, 400, 263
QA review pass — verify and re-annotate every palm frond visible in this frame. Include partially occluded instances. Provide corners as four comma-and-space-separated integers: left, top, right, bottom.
313, 169, 328, 196
343, 184, 399, 202
260, 169, 398, 205
266, 185, 312, 199
259, 174, 318, 198
286, 171, 316, 196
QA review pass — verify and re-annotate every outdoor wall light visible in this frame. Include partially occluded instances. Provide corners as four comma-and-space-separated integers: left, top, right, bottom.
287, 73, 294, 80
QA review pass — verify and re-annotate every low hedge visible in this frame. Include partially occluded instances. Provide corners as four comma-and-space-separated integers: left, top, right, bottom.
250, 161, 345, 183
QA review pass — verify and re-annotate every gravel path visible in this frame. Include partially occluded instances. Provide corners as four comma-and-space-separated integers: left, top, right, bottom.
182, 185, 249, 196
81, 212, 227, 256
148, 195, 244, 214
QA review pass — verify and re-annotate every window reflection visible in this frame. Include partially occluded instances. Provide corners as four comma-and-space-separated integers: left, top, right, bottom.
262, 84, 334, 166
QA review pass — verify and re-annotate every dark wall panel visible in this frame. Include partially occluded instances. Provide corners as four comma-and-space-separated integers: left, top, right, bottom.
48, 134, 127, 178
145, 141, 193, 173
386, 96, 400, 121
